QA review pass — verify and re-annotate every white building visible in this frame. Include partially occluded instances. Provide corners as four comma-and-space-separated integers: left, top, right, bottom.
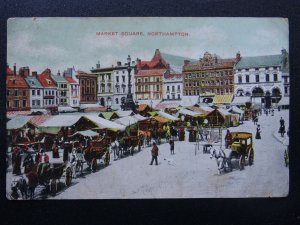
112, 61, 135, 110
24, 72, 44, 109
163, 70, 183, 100
63, 67, 80, 108
234, 49, 289, 108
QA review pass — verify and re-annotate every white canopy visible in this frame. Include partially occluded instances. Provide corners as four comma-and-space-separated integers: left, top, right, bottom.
228, 106, 244, 115
58, 106, 78, 113
178, 109, 202, 117
132, 114, 148, 121
114, 116, 139, 127
231, 96, 251, 105
116, 110, 134, 117
83, 115, 126, 131
217, 108, 232, 117
180, 96, 200, 107
157, 111, 179, 121
71, 129, 99, 137
39, 115, 82, 127
7, 116, 33, 130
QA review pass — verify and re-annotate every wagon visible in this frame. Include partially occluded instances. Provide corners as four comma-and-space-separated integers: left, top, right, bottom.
84, 138, 110, 172
37, 162, 73, 195
229, 132, 254, 170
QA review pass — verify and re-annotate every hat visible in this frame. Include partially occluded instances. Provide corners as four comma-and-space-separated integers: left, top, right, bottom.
153, 142, 156, 145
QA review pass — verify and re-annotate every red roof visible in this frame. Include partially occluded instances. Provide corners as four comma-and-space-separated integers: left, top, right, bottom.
37, 69, 57, 88
136, 69, 166, 76
64, 77, 77, 84
6, 75, 29, 88
138, 49, 168, 70
6, 66, 14, 76
164, 73, 182, 79
30, 115, 52, 126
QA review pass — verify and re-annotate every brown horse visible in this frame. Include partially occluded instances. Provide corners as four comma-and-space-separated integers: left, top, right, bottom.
138, 130, 152, 147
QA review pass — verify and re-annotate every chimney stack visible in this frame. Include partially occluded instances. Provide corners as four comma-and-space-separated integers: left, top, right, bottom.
236, 51, 241, 62
96, 61, 100, 69
57, 70, 61, 76
184, 60, 190, 66
13, 63, 16, 75
19, 67, 30, 77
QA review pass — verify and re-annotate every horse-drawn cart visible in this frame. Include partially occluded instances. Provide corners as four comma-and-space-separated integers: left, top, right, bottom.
84, 138, 110, 172
37, 161, 73, 195
229, 132, 254, 170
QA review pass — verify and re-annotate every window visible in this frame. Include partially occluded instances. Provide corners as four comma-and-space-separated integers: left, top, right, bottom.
37, 100, 40, 106
274, 74, 278, 82
138, 79, 141, 83
15, 90, 18, 96
32, 100, 35, 106
167, 95, 170, 99
14, 100, 19, 108
145, 85, 148, 92
167, 86, 170, 92
32, 90, 35, 96
37, 90, 40, 96
284, 87, 288, 94
178, 94, 180, 99
256, 75, 259, 82
52, 90, 54, 95
177, 85, 180, 91
266, 74, 269, 82
116, 87, 119, 93
122, 76, 125, 82
172, 86, 175, 92
246, 75, 249, 83
156, 78, 159, 82
156, 85, 159, 91
116, 98, 119, 104
81, 80, 85, 85
172, 94, 175, 99
145, 78, 148, 83
122, 87, 125, 93
238, 75, 242, 83
22, 90, 26, 96
138, 86, 141, 92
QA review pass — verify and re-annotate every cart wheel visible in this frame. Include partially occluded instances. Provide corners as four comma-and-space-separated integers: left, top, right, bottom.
248, 148, 254, 166
65, 167, 72, 186
50, 179, 57, 196
239, 155, 245, 170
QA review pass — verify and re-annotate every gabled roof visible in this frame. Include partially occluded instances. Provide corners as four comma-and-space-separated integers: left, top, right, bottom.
64, 77, 78, 84
25, 76, 43, 88
37, 69, 57, 88
235, 55, 282, 69
7, 75, 29, 88
6, 66, 14, 76
39, 115, 82, 127
7, 116, 33, 130
138, 49, 168, 70
51, 74, 68, 83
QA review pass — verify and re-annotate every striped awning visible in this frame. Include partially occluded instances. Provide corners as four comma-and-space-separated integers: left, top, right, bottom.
213, 95, 234, 104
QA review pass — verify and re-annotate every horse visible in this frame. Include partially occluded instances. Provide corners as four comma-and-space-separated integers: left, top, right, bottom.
70, 151, 84, 178
11, 176, 28, 200
110, 140, 120, 160
279, 125, 286, 137
138, 131, 152, 147
210, 147, 232, 174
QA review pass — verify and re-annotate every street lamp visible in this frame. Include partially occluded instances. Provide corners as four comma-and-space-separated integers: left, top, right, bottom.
122, 55, 136, 112
150, 100, 153, 111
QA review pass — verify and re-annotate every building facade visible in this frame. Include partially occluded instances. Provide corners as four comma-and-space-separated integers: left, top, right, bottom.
182, 52, 237, 96
90, 62, 114, 107
163, 70, 183, 100
24, 70, 44, 109
234, 49, 289, 108
77, 71, 97, 104
51, 72, 69, 106
37, 68, 58, 108
6, 64, 31, 111
135, 49, 168, 100
63, 67, 80, 107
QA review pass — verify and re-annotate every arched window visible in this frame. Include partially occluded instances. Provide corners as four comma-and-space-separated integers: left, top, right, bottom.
236, 89, 244, 96
238, 75, 242, 83
115, 98, 119, 104
272, 88, 281, 96
252, 87, 264, 96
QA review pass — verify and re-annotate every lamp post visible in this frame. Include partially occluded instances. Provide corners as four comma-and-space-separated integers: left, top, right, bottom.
150, 100, 153, 111
122, 55, 136, 112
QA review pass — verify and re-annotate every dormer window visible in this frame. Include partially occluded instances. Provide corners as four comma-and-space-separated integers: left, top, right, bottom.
46, 79, 52, 84
31, 81, 35, 85
12, 80, 16, 84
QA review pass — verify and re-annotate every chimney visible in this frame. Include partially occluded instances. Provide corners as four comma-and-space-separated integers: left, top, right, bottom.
57, 70, 61, 76
96, 61, 100, 69
19, 67, 30, 77
136, 58, 142, 70
184, 60, 190, 66
32, 71, 38, 77
117, 61, 122, 66
13, 63, 16, 75
236, 51, 241, 62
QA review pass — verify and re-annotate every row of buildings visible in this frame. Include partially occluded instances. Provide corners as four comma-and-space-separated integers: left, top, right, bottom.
6, 48, 289, 112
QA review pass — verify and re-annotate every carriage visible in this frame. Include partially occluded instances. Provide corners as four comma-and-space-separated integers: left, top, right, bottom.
120, 128, 140, 157
84, 138, 111, 172
36, 161, 73, 195
229, 132, 254, 170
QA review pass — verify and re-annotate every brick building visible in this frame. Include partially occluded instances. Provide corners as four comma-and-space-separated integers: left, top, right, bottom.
182, 52, 238, 96
77, 71, 97, 104
6, 64, 30, 111
135, 49, 168, 100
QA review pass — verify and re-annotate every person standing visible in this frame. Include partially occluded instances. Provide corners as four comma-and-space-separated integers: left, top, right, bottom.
150, 142, 159, 165
280, 117, 285, 127
169, 139, 175, 155
255, 124, 261, 139
12, 147, 22, 175
225, 129, 232, 149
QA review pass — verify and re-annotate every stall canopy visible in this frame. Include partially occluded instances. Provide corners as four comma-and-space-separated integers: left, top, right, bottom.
178, 109, 202, 117
187, 106, 214, 115
228, 106, 244, 115
98, 112, 119, 120
71, 129, 99, 138
58, 106, 78, 113
179, 96, 200, 107
114, 116, 139, 127
154, 101, 180, 110
115, 110, 134, 117
153, 116, 170, 124
38, 115, 82, 134
83, 115, 125, 131
231, 96, 251, 105
7, 116, 33, 130
157, 111, 179, 121
213, 94, 234, 104
132, 114, 148, 121
29, 115, 53, 127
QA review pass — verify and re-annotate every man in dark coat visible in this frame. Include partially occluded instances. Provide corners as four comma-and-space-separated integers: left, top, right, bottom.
255, 124, 261, 139
225, 129, 232, 149
150, 142, 159, 165
169, 139, 175, 155
12, 147, 22, 175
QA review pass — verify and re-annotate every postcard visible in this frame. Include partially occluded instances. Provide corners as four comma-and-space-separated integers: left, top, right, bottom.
6, 17, 289, 199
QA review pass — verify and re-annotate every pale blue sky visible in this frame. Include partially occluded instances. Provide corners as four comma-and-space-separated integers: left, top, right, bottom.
7, 17, 288, 73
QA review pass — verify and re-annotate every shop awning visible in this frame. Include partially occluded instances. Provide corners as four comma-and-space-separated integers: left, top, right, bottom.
213, 94, 234, 104
83, 115, 125, 131
231, 96, 251, 105
157, 111, 179, 121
